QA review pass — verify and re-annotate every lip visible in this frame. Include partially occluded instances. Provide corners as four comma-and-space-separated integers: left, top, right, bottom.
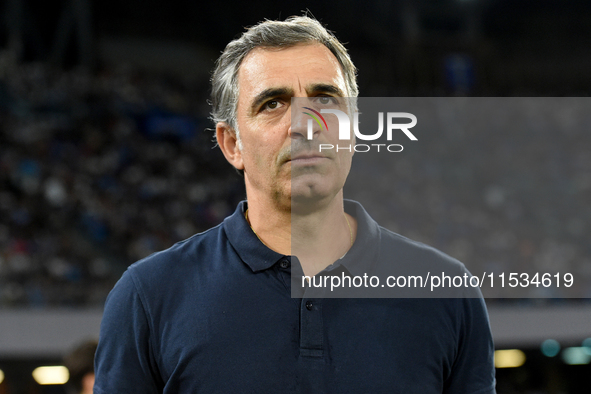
289, 153, 328, 164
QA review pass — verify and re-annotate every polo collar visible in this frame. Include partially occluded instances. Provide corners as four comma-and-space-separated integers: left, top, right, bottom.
223, 201, 285, 273
336, 200, 381, 276
223, 200, 381, 274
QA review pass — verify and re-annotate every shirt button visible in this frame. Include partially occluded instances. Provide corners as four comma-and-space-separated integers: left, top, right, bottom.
305, 301, 313, 311
279, 259, 290, 269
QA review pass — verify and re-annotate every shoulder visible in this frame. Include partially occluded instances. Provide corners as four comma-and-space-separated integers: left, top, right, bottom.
377, 225, 468, 275
371, 225, 484, 298
112, 222, 232, 308
103, 221, 235, 329
127, 223, 225, 279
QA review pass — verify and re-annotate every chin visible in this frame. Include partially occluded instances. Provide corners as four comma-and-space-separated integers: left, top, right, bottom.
290, 183, 336, 213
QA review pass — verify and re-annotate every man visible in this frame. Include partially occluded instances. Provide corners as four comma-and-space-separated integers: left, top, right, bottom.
94, 16, 496, 393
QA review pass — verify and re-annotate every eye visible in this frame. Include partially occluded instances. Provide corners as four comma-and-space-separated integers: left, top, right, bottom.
314, 96, 338, 106
264, 100, 280, 110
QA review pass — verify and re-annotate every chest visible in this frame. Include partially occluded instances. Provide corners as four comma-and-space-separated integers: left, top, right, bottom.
153, 295, 458, 393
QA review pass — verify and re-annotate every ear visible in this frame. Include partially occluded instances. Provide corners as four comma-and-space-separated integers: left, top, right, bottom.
216, 122, 245, 170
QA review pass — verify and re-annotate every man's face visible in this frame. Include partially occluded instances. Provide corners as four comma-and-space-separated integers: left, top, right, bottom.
228, 43, 353, 210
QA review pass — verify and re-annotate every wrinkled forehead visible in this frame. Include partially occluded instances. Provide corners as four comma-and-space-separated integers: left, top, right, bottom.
236, 43, 348, 102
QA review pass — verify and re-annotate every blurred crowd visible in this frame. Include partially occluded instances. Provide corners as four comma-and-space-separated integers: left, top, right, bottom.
0, 61, 244, 307
0, 61, 590, 307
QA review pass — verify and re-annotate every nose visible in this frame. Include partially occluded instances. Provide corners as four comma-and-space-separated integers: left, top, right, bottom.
289, 103, 322, 140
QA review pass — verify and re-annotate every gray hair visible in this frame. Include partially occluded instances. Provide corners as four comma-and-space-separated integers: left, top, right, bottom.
210, 16, 358, 138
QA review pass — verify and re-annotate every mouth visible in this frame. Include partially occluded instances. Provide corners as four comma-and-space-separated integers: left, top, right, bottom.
289, 152, 328, 165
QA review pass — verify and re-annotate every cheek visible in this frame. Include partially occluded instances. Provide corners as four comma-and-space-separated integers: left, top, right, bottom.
242, 145, 271, 173
239, 117, 289, 171
337, 152, 353, 179
253, 152, 268, 168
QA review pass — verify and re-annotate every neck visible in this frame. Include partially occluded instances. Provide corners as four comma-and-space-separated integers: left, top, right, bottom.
245, 191, 357, 276
244, 192, 292, 255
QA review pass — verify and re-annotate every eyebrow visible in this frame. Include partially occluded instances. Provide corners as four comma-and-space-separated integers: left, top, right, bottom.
250, 83, 346, 113
307, 83, 345, 97
251, 87, 294, 112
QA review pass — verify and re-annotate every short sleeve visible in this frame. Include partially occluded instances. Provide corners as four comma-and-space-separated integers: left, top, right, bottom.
94, 270, 163, 393
444, 297, 496, 394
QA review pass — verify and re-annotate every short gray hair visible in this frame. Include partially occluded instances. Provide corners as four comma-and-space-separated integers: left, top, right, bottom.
210, 16, 358, 133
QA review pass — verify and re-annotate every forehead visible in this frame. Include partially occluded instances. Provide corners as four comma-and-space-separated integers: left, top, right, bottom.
237, 43, 346, 101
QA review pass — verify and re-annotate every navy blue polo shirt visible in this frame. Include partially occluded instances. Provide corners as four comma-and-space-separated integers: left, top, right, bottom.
94, 200, 496, 394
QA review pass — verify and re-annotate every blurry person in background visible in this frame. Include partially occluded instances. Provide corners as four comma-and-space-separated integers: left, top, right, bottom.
63, 339, 97, 394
